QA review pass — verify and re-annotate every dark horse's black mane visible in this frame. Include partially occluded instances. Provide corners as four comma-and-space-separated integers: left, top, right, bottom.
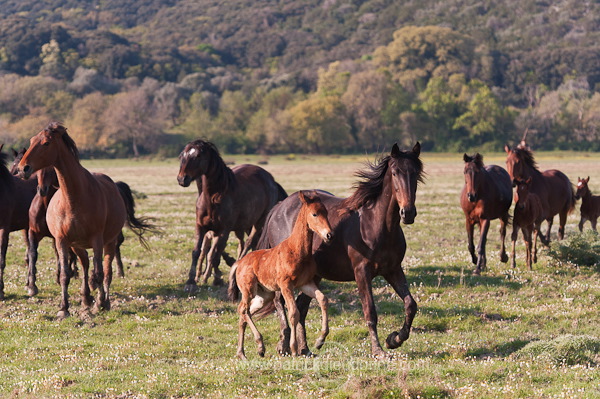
0, 149, 14, 187
510, 144, 538, 170
343, 150, 424, 212
45, 122, 80, 161
185, 139, 236, 196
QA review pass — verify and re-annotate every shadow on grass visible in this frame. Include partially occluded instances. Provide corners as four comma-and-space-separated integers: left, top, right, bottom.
467, 339, 532, 358
406, 265, 523, 290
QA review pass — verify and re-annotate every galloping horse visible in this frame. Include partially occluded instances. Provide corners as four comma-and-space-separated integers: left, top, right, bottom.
460, 153, 512, 274
228, 191, 333, 359
257, 143, 423, 358
177, 140, 287, 288
0, 146, 37, 300
504, 141, 575, 242
575, 177, 600, 232
511, 178, 546, 270
16, 122, 153, 317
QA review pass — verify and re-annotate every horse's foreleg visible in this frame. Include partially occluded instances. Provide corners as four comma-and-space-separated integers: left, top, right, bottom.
90, 238, 106, 313
56, 240, 74, 318
100, 241, 116, 311
184, 225, 205, 293
72, 247, 92, 310
26, 230, 40, 297
544, 217, 554, 243
194, 232, 212, 282
499, 215, 509, 263
202, 232, 229, 286
235, 230, 246, 259
591, 217, 597, 232
383, 267, 417, 352
578, 217, 586, 232
354, 265, 386, 358
299, 282, 329, 350
0, 229, 8, 300
474, 219, 490, 274
465, 219, 476, 265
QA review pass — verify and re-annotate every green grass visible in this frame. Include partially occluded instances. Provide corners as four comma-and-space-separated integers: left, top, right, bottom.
0, 152, 599, 398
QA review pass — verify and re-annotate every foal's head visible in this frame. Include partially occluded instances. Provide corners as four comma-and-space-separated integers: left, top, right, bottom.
575, 177, 591, 200
514, 177, 533, 210
463, 153, 484, 203
177, 140, 220, 187
299, 191, 333, 244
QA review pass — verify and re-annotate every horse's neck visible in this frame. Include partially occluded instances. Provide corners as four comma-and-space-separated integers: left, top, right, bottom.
52, 150, 91, 201
581, 189, 593, 203
360, 172, 399, 232
285, 205, 314, 259
523, 164, 543, 180
204, 159, 234, 194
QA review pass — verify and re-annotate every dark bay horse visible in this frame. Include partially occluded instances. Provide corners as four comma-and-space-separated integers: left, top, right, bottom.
229, 191, 333, 359
460, 153, 512, 274
511, 178, 546, 270
257, 143, 423, 358
0, 146, 37, 300
177, 140, 287, 288
16, 122, 153, 318
504, 142, 575, 242
575, 177, 600, 232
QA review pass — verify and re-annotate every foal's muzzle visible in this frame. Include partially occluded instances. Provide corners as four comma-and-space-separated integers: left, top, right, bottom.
400, 206, 417, 225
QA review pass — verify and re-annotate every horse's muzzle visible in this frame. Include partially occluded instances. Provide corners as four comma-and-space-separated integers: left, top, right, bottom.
400, 206, 417, 225
177, 174, 192, 187
18, 165, 32, 180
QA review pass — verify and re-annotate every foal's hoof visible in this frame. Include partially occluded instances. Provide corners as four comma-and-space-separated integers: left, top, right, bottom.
26, 285, 39, 297
184, 283, 199, 294
57, 310, 70, 319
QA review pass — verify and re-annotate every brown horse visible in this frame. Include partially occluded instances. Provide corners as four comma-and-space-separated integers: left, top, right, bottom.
16, 122, 153, 318
461, 153, 512, 274
0, 146, 37, 300
228, 191, 333, 359
575, 177, 600, 232
504, 142, 575, 242
511, 178, 546, 270
257, 143, 422, 358
177, 140, 287, 288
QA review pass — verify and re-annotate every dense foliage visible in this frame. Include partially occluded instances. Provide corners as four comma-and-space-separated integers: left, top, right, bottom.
1, 0, 600, 156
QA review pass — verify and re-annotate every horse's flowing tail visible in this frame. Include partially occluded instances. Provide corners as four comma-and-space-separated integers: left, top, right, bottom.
116, 181, 157, 249
227, 263, 240, 301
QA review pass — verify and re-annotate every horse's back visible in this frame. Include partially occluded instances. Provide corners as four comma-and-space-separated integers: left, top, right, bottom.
541, 169, 575, 215
485, 165, 512, 204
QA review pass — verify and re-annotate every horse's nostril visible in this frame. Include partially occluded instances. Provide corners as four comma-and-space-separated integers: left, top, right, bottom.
400, 208, 405, 217
326, 233, 332, 240
23, 165, 31, 173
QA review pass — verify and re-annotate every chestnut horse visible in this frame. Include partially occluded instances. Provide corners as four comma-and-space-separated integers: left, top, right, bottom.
228, 191, 333, 359
575, 177, 600, 232
16, 123, 153, 318
177, 140, 287, 288
460, 153, 512, 274
511, 178, 546, 270
504, 142, 575, 242
257, 143, 422, 358
0, 146, 37, 300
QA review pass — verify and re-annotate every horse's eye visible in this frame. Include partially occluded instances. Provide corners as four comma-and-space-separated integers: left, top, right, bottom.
312, 213, 317, 217
42, 141, 50, 146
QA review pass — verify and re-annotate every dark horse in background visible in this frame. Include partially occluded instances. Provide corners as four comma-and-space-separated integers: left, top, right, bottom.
257, 143, 423, 358
177, 140, 287, 289
0, 145, 37, 300
504, 140, 575, 242
17, 123, 154, 318
460, 153, 512, 275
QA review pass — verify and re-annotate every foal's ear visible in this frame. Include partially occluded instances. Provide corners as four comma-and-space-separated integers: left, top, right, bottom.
412, 142, 421, 156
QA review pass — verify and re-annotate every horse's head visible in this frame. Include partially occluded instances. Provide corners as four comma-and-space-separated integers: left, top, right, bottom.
299, 190, 333, 243
177, 140, 217, 187
463, 153, 484, 203
17, 122, 70, 180
514, 177, 532, 210
9, 148, 26, 175
504, 143, 535, 185
575, 176, 590, 200
390, 142, 422, 224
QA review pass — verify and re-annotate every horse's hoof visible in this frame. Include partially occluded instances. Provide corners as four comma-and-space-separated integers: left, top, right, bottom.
184, 283, 199, 294
315, 337, 327, 350
500, 253, 509, 263
373, 349, 392, 360
276, 342, 291, 356
26, 285, 39, 297
472, 268, 481, 275
212, 277, 224, 287
385, 330, 409, 349
57, 310, 70, 319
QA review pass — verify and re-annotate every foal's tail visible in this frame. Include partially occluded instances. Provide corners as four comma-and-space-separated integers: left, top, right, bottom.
116, 181, 157, 250
227, 263, 240, 301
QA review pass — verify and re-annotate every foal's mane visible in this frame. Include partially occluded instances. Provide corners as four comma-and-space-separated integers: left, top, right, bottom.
343, 149, 423, 212
46, 122, 80, 161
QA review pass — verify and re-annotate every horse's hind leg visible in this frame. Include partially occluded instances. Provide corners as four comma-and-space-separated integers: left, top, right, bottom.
300, 282, 329, 350
558, 211, 568, 240
99, 241, 116, 311
56, 240, 76, 318
0, 229, 9, 300
115, 231, 125, 278
544, 217, 554, 243
383, 267, 417, 353
202, 232, 229, 286
499, 214, 509, 263
194, 232, 211, 282
72, 247, 92, 310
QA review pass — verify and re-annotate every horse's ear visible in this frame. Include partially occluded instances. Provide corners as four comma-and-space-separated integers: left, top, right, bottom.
586, 176, 590, 183
391, 143, 400, 157
504, 144, 511, 154
474, 153, 483, 163
11, 148, 17, 157
463, 153, 471, 163
0, 144, 4, 152
412, 142, 421, 156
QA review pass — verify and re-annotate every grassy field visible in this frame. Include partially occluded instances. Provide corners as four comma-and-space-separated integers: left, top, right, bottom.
0, 151, 599, 398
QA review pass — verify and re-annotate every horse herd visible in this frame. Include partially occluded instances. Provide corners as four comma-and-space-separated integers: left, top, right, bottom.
1, 122, 598, 360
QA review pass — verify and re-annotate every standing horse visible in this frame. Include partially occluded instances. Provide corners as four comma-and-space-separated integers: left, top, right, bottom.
460, 153, 512, 275
177, 140, 287, 288
16, 122, 153, 318
228, 191, 333, 359
575, 177, 600, 232
511, 178, 546, 270
0, 146, 37, 300
504, 142, 575, 242
257, 143, 422, 358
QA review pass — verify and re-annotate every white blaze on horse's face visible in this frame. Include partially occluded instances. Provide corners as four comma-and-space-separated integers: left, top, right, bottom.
577, 181, 583, 188
187, 148, 197, 157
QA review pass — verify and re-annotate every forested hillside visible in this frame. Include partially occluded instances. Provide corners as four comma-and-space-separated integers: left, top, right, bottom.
1, 0, 599, 155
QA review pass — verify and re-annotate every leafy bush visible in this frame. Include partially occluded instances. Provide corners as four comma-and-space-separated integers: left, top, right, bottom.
547, 230, 600, 268
513, 335, 600, 366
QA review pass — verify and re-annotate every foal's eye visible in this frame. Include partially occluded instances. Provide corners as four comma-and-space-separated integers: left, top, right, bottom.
312, 213, 317, 217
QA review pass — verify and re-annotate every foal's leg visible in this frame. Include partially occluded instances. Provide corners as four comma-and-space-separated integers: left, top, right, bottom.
532, 222, 541, 264
523, 227, 533, 270
510, 225, 519, 269
89, 237, 107, 312
0, 229, 9, 300
591, 217, 597, 232
474, 219, 490, 274
383, 266, 418, 353
299, 282, 329, 350
578, 216, 586, 232
280, 285, 300, 356
184, 224, 206, 293
499, 214, 509, 263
